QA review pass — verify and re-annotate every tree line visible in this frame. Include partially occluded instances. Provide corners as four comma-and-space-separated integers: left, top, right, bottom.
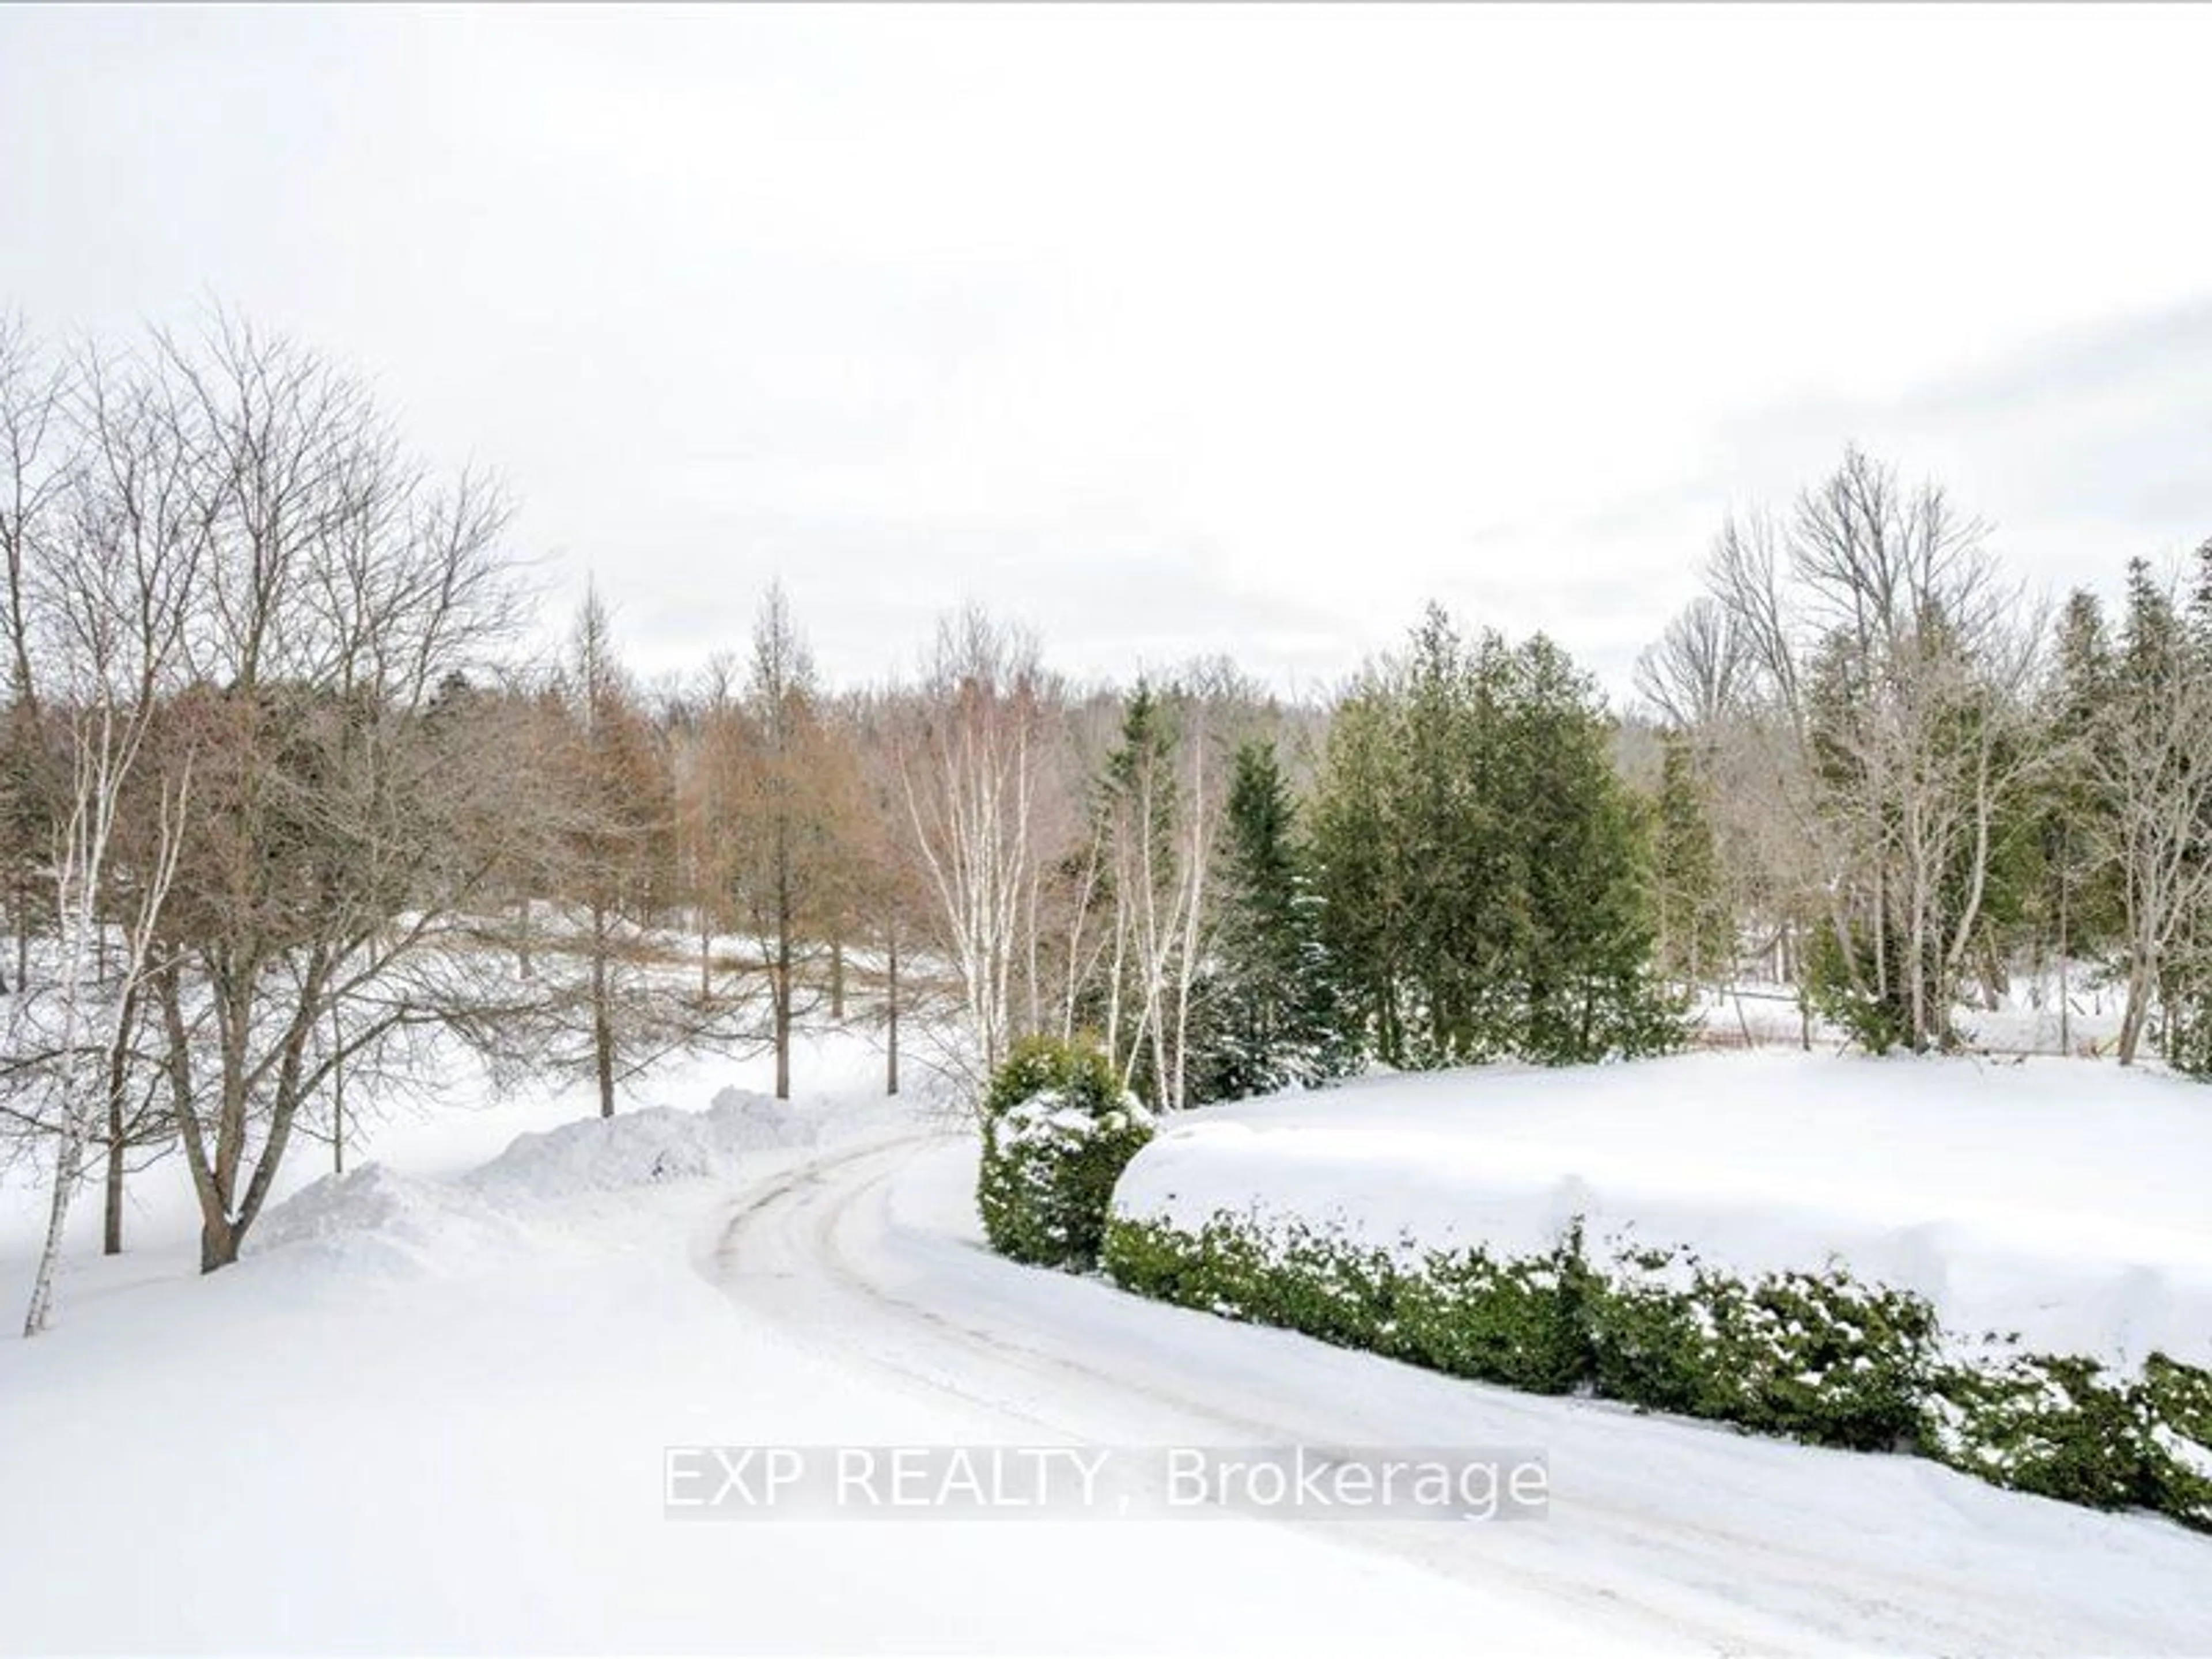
31, 313, 2190, 1332
1637, 445, 2212, 1072
2, 310, 1688, 1330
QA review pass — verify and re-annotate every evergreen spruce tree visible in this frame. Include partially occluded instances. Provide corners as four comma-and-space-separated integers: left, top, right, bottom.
1189, 740, 1355, 1103
2190, 537, 2212, 648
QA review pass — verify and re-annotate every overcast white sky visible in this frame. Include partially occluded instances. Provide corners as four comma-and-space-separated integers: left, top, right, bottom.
4, 3, 2210, 699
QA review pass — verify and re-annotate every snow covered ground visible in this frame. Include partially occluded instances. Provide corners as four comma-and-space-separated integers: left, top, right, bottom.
0, 1036, 1611, 1656
5, 1037, 2209, 1654
1693, 964, 2128, 1058
719, 1125, 2212, 1654
1116, 1050, 2212, 1371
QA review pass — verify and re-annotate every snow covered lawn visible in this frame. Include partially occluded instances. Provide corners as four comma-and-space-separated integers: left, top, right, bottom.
1115, 1050, 2212, 1371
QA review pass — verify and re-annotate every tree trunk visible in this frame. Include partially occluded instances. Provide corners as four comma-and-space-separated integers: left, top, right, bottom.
774, 819, 793, 1101
331, 1001, 347, 1176
774, 953, 791, 1101
24, 1114, 85, 1334
101, 982, 136, 1255
200, 1214, 241, 1273
2118, 957, 2153, 1067
2056, 877, 2072, 1058
592, 895, 615, 1117
885, 926, 900, 1097
103, 1128, 125, 1256
1990, 940, 2010, 1004
830, 937, 846, 1021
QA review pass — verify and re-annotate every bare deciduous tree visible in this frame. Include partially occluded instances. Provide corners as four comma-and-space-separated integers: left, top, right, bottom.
1092, 679, 1234, 1110
122, 315, 528, 1271
729, 584, 858, 1100
16, 346, 202, 1327
1697, 448, 2043, 1051
1634, 594, 1748, 734
897, 605, 1059, 1088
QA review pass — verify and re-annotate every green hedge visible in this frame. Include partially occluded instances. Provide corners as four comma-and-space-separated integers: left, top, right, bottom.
1390, 1236, 1593, 1395
1584, 1244, 1936, 1452
1100, 1206, 2212, 1529
977, 1036, 1155, 1271
2143, 1353, 2212, 1528
1923, 1351, 2149, 1509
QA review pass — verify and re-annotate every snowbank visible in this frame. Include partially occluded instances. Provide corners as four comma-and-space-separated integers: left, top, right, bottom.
468, 1087, 819, 1200
249, 1162, 534, 1275
245, 1085, 824, 1280
1114, 1051, 2212, 1369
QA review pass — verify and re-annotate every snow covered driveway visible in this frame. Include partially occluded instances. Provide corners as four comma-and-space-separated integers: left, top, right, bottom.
707, 1128, 2212, 1656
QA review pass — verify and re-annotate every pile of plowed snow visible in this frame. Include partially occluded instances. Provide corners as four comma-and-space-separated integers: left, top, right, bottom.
471, 1086, 819, 1200
249, 1084, 823, 1277
250, 1162, 533, 1275
1114, 1050, 2212, 1369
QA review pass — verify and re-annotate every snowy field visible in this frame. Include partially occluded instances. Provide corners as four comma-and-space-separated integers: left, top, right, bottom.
1116, 1050, 2212, 1371
6, 1036, 2211, 1654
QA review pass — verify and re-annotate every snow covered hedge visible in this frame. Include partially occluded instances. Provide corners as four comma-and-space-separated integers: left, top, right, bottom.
1581, 1244, 1937, 1452
1101, 1054, 2212, 1529
1102, 1206, 2212, 1526
976, 1037, 1154, 1271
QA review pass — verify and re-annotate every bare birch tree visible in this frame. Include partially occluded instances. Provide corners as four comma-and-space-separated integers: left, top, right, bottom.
1093, 679, 1230, 1109
18, 351, 201, 1329
896, 605, 1058, 1087
21, 704, 188, 1332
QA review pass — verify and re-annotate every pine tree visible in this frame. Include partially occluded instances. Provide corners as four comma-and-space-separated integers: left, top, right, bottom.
1188, 741, 1355, 1103
2190, 537, 2212, 648
2122, 556, 2181, 692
